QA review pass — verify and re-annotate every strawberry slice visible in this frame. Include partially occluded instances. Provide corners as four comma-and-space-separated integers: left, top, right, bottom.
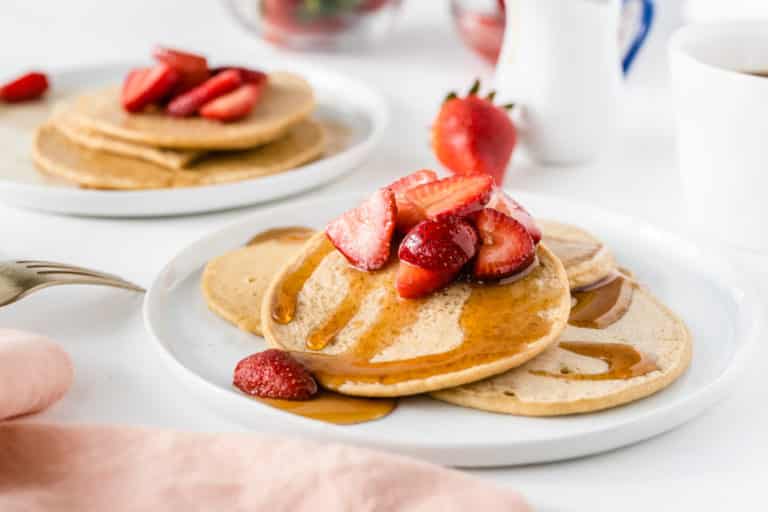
166, 68, 242, 117
472, 208, 535, 280
211, 66, 268, 85
398, 218, 478, 272
234, 349, 317, 400
396, 261, 457, 299
486, 189, 542, 243
405, 174, 493, 220
121, 64, 179, 113
200, 82, 265, 122
0, 71, 48, 103
386, 169, 438, 232
326, 188, 397, 271
153, 46, 210, 95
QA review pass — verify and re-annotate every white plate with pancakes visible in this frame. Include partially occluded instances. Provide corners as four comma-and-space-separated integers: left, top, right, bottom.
0, 63, 387, 217
144, 191, 760, 466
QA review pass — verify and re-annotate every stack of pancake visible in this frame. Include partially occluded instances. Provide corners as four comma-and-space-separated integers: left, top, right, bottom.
203, 219, 691, 418
32, 72, 327, 190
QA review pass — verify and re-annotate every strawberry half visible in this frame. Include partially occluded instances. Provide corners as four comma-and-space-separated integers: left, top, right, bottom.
396, 261, 457, 300
153, 46, 210, 95
233, 349, 317, 400
386, 169, 438, 233
0, 72, 48, 103
326, 188, 397, 271
486, 189, 542, 244
472, 208, 535, 280
200, 82, 265, 122
211, 66, 268, 85
405, 174, 492, 220
121, 64, 180, 113
398, 218, 478, 272
166, 68, 242, 117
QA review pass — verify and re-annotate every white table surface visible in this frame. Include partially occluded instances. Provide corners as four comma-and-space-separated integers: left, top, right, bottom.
2, 2, 766, 510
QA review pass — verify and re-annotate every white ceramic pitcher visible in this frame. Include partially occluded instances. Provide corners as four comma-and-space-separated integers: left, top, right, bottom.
495, 0, 653, 164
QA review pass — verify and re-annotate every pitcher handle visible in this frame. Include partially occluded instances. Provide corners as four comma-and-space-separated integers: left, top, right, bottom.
621, 0, 655, 74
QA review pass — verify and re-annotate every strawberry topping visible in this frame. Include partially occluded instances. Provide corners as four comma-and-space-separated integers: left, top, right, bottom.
234, 349, 317, 400
200, 82, 265, 122
153, 46, 210, 95
0, 72, 48, 103
166, 68, 242, 117
386, 169, 438, 232
326, 188, 397, 271
396, 261, 457, 300
398, 218, 478, 272
211, 66, 268, 85
405, 174, 492, 220
121, 64, 180, 113
472, 208, 536, 280
486, 189, 542, 243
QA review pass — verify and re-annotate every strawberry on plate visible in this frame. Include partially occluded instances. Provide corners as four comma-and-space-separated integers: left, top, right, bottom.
211, 66, 267, 85
153, 46, 210, 95
326, 188, 397, 271
386, 169, 438, 233
486, 189, 542, 243
472, 207, 535, 280
121, 64, 180, 113
200, 82, 265, 122
432, 80, 516, 185
0, 71, 49, 103
166, 68, 242, 117
233, 349, 317, 400
405, 174, 492, 220
396, 217, 478, 299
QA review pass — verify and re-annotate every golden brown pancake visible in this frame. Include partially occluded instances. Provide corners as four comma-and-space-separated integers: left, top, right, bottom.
540, 219, 618, 289
64, 72, 315, 150
202, 227, 316, 336
32, 118, 326, 190
261, 233, 572, 397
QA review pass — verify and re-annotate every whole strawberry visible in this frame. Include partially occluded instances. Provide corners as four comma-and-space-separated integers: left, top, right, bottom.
233, 349, 318, 400
432, 80, 516, 185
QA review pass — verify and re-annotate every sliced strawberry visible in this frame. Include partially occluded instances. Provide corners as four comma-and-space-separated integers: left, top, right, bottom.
153, 46, 209, 94
386, 169, 438, 232
472, 208, 535, 280
233, 349, 317, 400
200, 82, 264, 122
0, 72, 48, 103
326, 188, 396, 271
166, 68, 242, 117
405, 174, 492, 220
396, 261, 457, 299
486, 189, 542, 244
211, 66, 268, 85
121, 64, 179, 113
398, 218, 477, 272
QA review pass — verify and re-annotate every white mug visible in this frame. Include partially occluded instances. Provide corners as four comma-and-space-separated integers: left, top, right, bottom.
494, 0, 654, 164
669, 21, 768, 251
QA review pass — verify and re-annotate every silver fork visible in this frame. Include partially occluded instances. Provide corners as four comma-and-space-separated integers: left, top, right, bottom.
0, 260, 144, 307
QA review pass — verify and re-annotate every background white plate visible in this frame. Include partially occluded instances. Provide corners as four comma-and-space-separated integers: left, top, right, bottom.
144, 191, 760, 467
0, 63, 388, 217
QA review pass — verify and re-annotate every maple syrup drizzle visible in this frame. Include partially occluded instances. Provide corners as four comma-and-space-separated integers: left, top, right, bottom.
531, 341, 658, 381
255, 389, 396, 425
569, 275, 633, 329
543, 236, 602, 267
247, 226, 315, 246
280, 242, 565, 386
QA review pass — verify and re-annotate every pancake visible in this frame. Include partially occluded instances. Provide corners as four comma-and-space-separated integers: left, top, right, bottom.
53, 110, 204, 169
32, 118, 326, 190
540, 219, 618, 289
65, 72, 315, 150
261, 233, 572, 397
202, 227, 316, 336
431, 274, 692, 416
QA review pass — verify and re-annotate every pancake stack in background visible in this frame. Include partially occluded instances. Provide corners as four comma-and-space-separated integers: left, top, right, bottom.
32, 48, 328, 190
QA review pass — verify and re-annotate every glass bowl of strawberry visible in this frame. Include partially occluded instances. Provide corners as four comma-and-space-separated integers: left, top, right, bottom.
225, 0, 403, 51
450, 0, 506, 63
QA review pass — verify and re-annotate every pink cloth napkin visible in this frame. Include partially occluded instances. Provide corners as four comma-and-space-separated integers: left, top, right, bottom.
0, 329, 528, 511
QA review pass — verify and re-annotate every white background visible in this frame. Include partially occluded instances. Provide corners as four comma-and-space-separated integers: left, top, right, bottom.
1, 1, 766, 510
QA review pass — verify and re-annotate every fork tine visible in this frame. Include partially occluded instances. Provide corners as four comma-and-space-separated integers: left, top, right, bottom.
17, 260, 136, 284
44, 274, 145, 292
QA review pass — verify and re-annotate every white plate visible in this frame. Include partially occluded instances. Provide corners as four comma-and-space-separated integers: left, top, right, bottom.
143, 191, 761, 467
0, 63, 388, 217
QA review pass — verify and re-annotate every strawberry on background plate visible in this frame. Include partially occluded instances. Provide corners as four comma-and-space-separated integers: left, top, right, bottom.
121, 64, 180, 113
326, 188, 397, 271
472, 207, 535, 280
0, 72, 49, 103
153, 46, 210, 95
432, 79, 517, 185
405, 174, 492, 220
200, 82, 266, 122
386, 169, 438, 233
166, 68, 242, 117
233, 349, 317, 400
